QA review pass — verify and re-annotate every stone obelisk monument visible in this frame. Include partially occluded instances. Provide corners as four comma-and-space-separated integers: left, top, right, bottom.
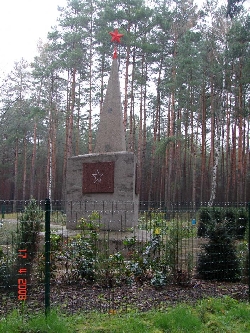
66, 29, 139, 230
94, 58, 126, 153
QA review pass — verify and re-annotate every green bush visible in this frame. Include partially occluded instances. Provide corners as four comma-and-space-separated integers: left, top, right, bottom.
150, 270, 167, 288
197, 206, 247, 240
71, 236, 96, 281
18, 199, 43, 257
197, 222, 241, 282
0, 247, 11, 288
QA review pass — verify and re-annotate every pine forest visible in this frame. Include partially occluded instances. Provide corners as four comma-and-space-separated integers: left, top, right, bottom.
0, 0, 249, 205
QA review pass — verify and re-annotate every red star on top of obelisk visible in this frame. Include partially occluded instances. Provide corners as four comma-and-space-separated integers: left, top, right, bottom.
109, 28, 124, 59
109, 29, 124, 43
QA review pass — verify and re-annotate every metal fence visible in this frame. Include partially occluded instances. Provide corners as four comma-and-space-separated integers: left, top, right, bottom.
0, 199, 249, 315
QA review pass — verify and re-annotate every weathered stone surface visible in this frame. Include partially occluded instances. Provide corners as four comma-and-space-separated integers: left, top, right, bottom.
66, 53, 139, 231
66, 152, 139, 230
94, 58, 126, 153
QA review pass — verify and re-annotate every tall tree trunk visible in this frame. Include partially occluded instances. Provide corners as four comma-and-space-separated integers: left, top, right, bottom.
13, 138, 19, 210
200, 85, 207, 202
88, 3, 93, 153
129, 47, 136, 152
137, 53, 147, 197
208, 129, 220, 206
231, 122, 237, 201
149, 54, 163, 204
47, 133, 52, 199
225, 91, 231, 202
123, 23, 131, 142
30, 121, 37, 198
63, 68, 76, 198
75, 85, 81, 156
208, 97, 222, 206
22, 135, 27, 200
237, 60, 243, 201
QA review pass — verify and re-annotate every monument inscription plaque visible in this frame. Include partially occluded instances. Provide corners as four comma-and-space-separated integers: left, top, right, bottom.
82, 161, 114, 193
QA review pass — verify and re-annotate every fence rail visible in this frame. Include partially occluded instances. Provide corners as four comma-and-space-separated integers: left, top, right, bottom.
0, 199, 249, 315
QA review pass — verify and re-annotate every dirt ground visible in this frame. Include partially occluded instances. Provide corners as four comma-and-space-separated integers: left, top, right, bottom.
1, 279, 248, 315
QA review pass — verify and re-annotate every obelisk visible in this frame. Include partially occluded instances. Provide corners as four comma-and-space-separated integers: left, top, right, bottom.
94, 57, 126, 153
66, 29, 139, 231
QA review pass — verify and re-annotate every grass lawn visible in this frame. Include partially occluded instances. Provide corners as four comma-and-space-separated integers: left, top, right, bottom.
0, 297, 250, 332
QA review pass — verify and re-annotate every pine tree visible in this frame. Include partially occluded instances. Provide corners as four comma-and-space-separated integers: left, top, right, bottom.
197, 222, 241, 282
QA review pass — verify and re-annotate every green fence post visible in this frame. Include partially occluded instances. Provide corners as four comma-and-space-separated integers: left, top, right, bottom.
1, 205, 5, 219
45, 198, 51, 316
248, 202, 250, 303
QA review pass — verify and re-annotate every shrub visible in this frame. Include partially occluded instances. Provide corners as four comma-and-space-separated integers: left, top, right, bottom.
150, 270, 167, 289
0, 246, 11, 288
197, 222, 241, 282
197, 206, 247, 240
0, 200, 43, 287
64, 235, 97, 282
17, 199, 43, 258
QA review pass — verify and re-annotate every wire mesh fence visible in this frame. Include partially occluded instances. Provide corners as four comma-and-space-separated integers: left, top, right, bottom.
0, 199, 249, 315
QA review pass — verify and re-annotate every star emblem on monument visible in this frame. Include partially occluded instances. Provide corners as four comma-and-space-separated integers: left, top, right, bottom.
109, 29, 124, 43
92, 169, 103, 184
109, 28, 124, 59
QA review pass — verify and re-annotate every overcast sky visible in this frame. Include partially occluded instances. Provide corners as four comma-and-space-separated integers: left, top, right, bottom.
0, 0, 66, 75
0, 0, 249, 75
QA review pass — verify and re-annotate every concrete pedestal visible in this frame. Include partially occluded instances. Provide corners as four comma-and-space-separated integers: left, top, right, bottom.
66, 151, 138, 230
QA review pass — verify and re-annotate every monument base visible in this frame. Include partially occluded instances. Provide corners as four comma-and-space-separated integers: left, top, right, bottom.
66, 151, 139, 231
